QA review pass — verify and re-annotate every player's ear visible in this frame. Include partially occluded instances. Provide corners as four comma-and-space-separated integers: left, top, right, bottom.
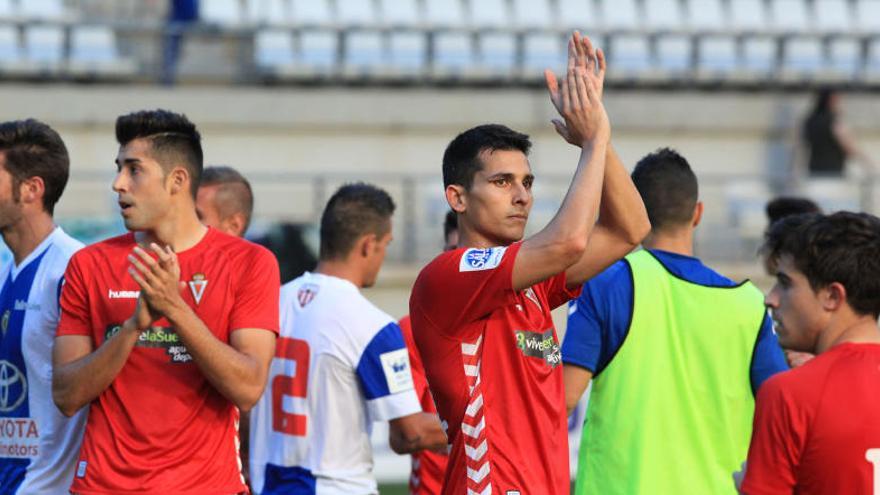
445, 184, 467, 214
821, 282, 847, 313
359, 233, 376, 258
692, 201, 704, 228
19, 175, 45, 206
168, 166, 188, 195
224, 213, 247, 238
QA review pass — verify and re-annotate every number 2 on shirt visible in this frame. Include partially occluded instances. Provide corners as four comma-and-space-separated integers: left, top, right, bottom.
272, 337, 310, 436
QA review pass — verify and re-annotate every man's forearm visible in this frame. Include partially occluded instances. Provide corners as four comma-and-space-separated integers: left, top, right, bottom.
598, 145, 650, 244
53, 322, 141, 416
165, 305, 270, 411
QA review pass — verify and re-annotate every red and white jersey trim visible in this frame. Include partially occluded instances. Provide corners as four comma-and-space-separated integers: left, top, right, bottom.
461, 334, 492, 495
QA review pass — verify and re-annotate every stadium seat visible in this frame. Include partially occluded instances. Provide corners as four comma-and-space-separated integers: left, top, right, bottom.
655, 35, 692, 77
825, 38, 861, 81
342, 30, 385, 78
512, 0, 554, 30
247, 0, 292, 26
557, 0, 599, 32
19, 0, 67, 21
695, 35, 738, 81
379, 0, 421, 28
336, 0, 378, 28
521, 32, 566, 81
779, 37, 824, 81
769, 0, 811, 34
387, 31, 427, 77
729, 0, 768, 32
424, 0, 465, 29
0, 25, 27, 75
606, 34, 652, 81
598, 0, 640, 31
468, 0, 509, 29
23, 25, 64, 73
812, 0, 853, 34
863, 39, 880, 83
431, 31, 476, 79
736, 37, 776, 81
685, 0, 725, 32
476, 32, 516, 78
290, 0, 333, 27
254, 28, 297, 75
643, 0, 683, 31
296, 29, 339, 76
201, 0, 245, 27
853, 0, 880, 34
68, 25, 138, 78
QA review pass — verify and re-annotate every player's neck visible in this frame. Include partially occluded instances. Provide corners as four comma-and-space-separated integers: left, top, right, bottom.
817, 315, 880, 353
1, 211, 55, 265
136, 207, 207, 253
641, 228, 694, 257
458, 228, 511, 249
314, 259, 364, 288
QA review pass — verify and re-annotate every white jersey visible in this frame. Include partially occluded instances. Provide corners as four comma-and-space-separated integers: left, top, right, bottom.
0, 228, 87, 494
250, 272, 421, 495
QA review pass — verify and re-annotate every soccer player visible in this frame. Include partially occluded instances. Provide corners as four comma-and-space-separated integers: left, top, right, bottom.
196, 165, 254, 238
249, 183, 446, 495
738, 211, 880, 494
52, 109, 280, 494
0, 119, 86, 493
409, 33, 650, 494
399, 210, 458, 495
562, 148, 788, 494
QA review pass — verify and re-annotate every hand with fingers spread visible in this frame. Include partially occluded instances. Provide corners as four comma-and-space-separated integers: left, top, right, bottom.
126, 243, 187, 327
544, 32, 609, 147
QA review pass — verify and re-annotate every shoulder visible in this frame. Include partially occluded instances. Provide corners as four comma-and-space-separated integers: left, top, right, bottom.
69, 233, 133, 266
212, 230, 276, 262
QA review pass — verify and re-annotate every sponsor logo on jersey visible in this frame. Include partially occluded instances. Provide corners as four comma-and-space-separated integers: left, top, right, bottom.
13, 299, 39, 311
380, 348, 414, 394
0, 417, 40, 459
0, 360, 27, 412
459, 247, 507, 272
297, 284, 319, 307
188, 273, 208, 305
108, 289, 140, 299
105, 324, 193, 363
514, 329, 561, 367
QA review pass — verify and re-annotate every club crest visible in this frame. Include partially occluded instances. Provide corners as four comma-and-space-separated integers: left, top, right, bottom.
297, 284, 319, 307
188, 273, 208, 305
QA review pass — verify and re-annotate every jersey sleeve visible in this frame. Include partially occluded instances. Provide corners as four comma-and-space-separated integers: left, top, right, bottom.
749, 313, 789, 394
356, 321, 421, 422
57, 251, 93, 338
411, 242, 522, 335
399, 316, 435, 414
541, 271, 583, 311
741, 374, 806, 495
562, 261, 633, 375
229, 246, 281, 334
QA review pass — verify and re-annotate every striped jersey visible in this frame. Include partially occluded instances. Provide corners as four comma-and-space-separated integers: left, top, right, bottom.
0, 228, 86, 494
249, 272, 421, 495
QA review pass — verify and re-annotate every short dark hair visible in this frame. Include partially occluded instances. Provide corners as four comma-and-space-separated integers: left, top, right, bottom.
444, 209, 458, 240
201, 165, 254, 232
320, 183, 395, 260
0, 119, 69, 215
631, 148, 698, 232
115, 109, 203, 198
762, 211, 880, 318
442, 124, 531, 190
765, 196, 822, 225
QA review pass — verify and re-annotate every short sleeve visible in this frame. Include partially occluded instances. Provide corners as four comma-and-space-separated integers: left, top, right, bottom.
541, 271, 583, 310
410, 242, 522, 334
749, 313, 789, 394
741, 375, 805, 495
57, 252, 93, 338
399, 316, 434, 413
229, 246, 281, 334
356, 322, 421, 421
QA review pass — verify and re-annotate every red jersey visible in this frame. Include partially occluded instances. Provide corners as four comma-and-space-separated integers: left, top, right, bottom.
742, 342, 880, 495
400, 315, 448, 495
57, 228, 280, 494
409, 242, 580, 495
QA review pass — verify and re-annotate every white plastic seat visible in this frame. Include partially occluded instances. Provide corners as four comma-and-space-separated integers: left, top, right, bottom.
606, 34, 651, 78
201, 0, 244, 27
431, 31, 475, 77
826, 38, 860, 80
290, 0, 332, 26
68, 25, 137, 77
521, 32, 566, 80
685, 0, 725, 31
468, 0, 508, 29
424, 0, 465, 28
656, 35, 692, 74
23, 25, 64, 72
695, 35, 738, 78
247, 0, 292, 26
739, 37, 776, 78
19, 0, 66, 21
336, 0, 378, 27
813, 0, 853, 33
379, 0, 420, 27
557, 0, 599, 31
387, 31, 426, 75
0, 25, 25, 74
644, 0, 682, 31
477, 32, 516, 77
729, 0, 768, 32
342, 30, 384, 76
780, 37, 823, 80
769, 0, 811, 33
853, 0, 880, 34
599, 0, 640, 31
296, 29, 338, 75
512, 0, 553, 29
254, 29, 295, 70
862, 38, 880, 82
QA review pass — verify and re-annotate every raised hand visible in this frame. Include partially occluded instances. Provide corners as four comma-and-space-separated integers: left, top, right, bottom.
127, 244, 187, 323
545, 32, 610, 147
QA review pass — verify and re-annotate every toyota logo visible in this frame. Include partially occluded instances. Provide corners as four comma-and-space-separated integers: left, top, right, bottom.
0, 361, 27, 413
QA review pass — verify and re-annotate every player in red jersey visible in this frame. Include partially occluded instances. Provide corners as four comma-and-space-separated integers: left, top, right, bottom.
738, 211, 880, 494
52, 110, 279, 494
409, 33, 650, 495
400, 210, 458, 495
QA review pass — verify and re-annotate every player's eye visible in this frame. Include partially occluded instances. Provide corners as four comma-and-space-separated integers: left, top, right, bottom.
523, 178, 534, 190
492, 178, 509, 187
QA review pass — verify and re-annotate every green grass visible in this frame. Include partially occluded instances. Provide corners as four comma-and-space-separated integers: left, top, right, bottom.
378, 483, 408, 495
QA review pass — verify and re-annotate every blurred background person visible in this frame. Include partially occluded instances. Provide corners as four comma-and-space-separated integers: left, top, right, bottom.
196, 165, 253, 238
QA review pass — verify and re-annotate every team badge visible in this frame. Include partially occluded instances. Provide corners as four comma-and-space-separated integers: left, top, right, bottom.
297, 284, 319, 307
188, 273, 208, 305
0, 310, 9, 338
459, 247, 507, 272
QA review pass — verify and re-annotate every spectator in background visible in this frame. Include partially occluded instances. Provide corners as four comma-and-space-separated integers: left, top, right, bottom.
161, 0, 199, 85
802, 89, 875, 178
196, 165, 254, 238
